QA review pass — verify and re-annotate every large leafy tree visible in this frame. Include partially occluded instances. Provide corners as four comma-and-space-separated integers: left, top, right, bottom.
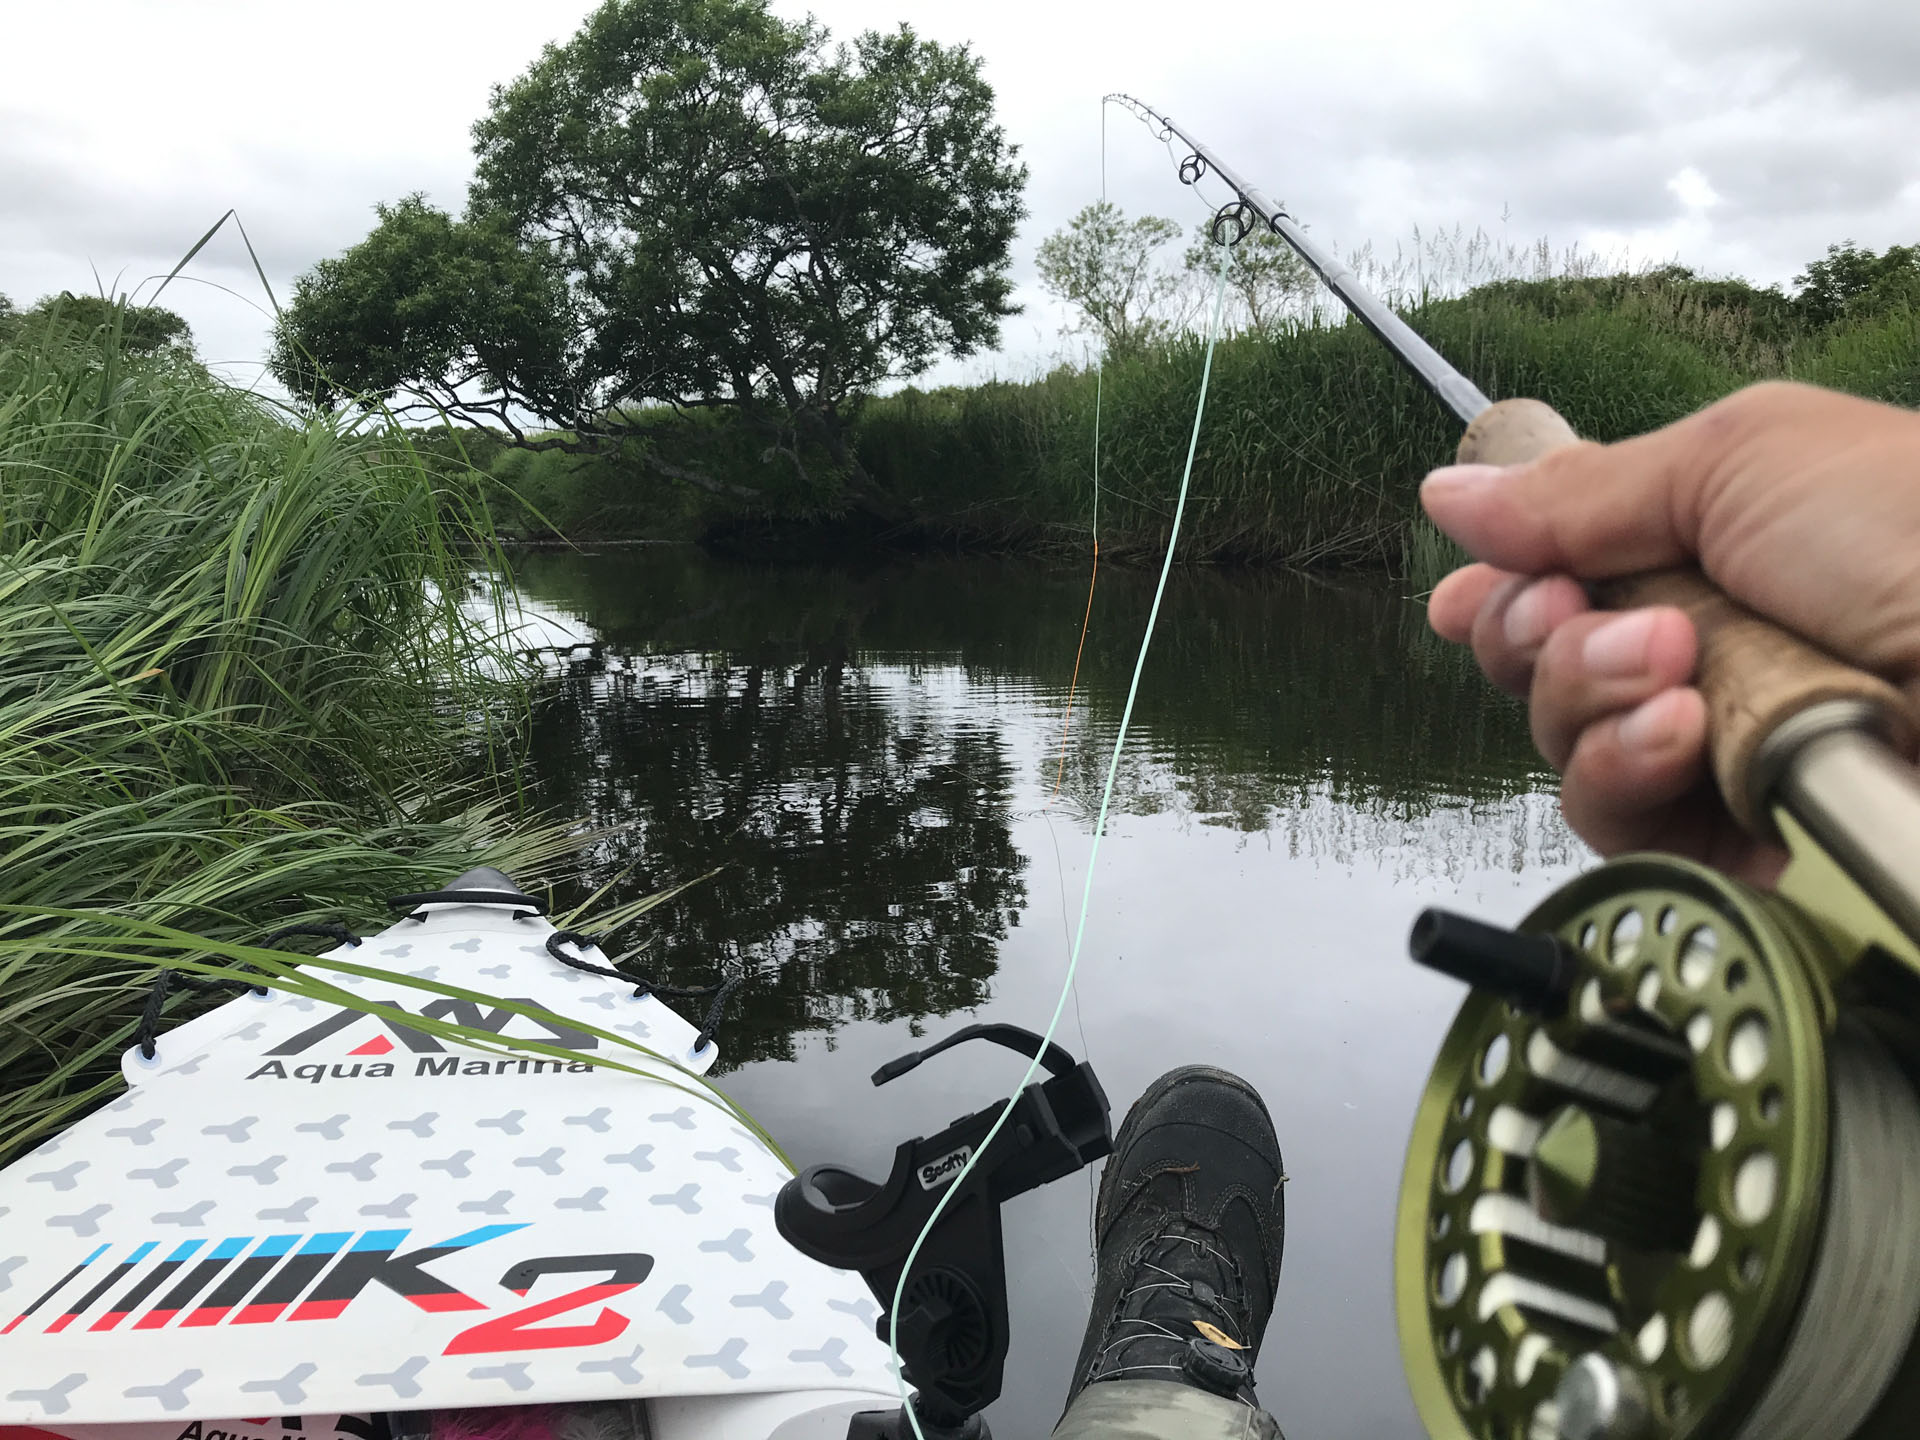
1793, 240, 1920, 329
270, 0, 1026, 518
15, 293, 194, 355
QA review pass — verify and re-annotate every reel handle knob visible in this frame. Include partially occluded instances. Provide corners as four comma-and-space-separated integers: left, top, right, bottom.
1456, 398, 1917, 834
1408, 907, 1575, 1014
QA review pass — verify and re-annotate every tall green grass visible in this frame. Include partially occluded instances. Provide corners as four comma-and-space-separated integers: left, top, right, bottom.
453, 260, 1917, 582
0, 306, 579, 1164
855, 274, 1809, 577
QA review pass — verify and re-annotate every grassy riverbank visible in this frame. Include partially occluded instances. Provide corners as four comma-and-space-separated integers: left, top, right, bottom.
0, 306, 580, 1164
466, 265, 1920, 582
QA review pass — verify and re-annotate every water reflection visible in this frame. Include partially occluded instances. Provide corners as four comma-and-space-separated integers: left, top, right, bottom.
523, 644, 1028, 1065
505, 546, 1586, 1440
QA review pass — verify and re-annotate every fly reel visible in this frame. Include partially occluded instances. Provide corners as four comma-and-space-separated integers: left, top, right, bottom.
1396, 853, 1920, 1440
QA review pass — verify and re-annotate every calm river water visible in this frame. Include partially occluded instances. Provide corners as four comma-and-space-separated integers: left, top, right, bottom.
505, 545, 1590, 1440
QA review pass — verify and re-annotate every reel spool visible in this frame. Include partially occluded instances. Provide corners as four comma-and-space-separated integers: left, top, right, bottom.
1396, 853, 1920, 1440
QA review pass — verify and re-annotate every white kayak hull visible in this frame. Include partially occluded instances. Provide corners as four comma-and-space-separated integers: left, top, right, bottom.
0, 887, 897, 1434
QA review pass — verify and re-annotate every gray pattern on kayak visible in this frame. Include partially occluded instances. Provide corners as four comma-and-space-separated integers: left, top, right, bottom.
652, 1182, 700, 1214
829, 1296, 879, 1325
323, 1153, 378, 1182
7, 1373, 86, 1414
239, 1362, 317, 1405
790, 1338, 855, 1376
732, 1280, 791, 1318
122, 1369, 201, 1411
686, 1338, 749, 1380
657, 1283, 695, 1324
700, 1228, 754, 1263
357, 1355, 428, 1398
230, 1154, 286, 1185
50, 1202, 113, 1234
578, 1345, 645, 1384
29, 1161, 87, 1191
128, 1158, 187, 1188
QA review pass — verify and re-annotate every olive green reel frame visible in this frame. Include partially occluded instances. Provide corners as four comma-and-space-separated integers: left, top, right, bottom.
1395, 843, 1920, 1440
1393, 398, 1920, 1440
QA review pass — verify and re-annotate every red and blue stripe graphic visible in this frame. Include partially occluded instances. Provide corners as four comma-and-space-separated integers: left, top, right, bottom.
2, 1245, 108, 1335
7, 1224, 527, 1334
88, 1239, 204, 1332
45, 1242, 156, 1334
134, 1234, 251, 1330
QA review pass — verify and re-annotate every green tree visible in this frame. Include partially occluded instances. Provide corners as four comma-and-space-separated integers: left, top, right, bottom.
25, 293, 193, 355
1037, 201, 1184, 355
1184, 223, 1315, 333
1793, 240, 1920, 329
268, 198, 573, 432
271, 0, 1026, 520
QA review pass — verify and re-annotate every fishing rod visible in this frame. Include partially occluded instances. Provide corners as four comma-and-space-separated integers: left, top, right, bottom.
1104, 93, 1491, 424
1117, 93, 1920, 1440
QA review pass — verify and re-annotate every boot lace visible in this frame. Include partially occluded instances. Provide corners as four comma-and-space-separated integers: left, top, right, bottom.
1085, 1219, 1254, 1384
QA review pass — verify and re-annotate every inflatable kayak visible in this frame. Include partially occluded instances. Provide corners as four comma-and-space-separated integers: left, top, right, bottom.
0, 869, 901, 1440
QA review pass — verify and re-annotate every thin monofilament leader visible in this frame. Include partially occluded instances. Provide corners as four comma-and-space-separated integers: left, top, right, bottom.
1733, 1022, 1920, 1438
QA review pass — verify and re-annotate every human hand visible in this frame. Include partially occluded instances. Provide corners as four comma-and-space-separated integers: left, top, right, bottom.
1420, 380, 1920, 884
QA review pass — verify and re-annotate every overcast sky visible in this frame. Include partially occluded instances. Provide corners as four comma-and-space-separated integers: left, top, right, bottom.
6, 0, 1918, 391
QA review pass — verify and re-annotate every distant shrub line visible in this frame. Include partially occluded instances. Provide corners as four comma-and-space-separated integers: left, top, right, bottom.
446, 256, 1920, 582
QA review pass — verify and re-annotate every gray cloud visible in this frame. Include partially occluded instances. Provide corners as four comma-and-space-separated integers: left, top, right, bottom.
6, 0, 1919, 390
1680, 0, 1920, 101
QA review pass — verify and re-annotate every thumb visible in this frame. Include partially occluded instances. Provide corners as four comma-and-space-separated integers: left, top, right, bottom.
1419, 419, 1711, 579
1408, 385, 1860, 578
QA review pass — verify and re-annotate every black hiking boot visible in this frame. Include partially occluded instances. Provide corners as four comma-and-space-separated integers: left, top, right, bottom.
1061, 1065, 1287, 1418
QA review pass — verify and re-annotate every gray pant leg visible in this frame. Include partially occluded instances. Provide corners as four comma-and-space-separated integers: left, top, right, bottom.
1052, 1379, 1284, 1440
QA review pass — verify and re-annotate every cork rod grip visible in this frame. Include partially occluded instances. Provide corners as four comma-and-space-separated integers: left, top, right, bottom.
1456, 398, 1918, 834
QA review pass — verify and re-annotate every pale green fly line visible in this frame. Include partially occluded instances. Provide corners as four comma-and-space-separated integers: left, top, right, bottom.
886, 190, 1240, 1438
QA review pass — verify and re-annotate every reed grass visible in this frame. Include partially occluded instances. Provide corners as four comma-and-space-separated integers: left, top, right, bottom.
0, 305, 580, 1164
855, 275, 1783, 575
441, 251, 1919, 578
